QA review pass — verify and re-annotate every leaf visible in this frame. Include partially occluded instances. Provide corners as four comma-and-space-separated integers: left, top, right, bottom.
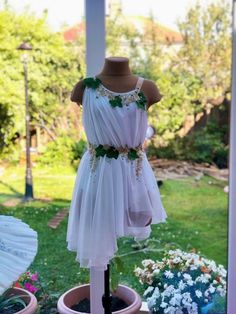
110, 272, 119, 293
128, 148, 139, 160
136, 91, 147, 110
110, 257, 125, 292
106, 147, 119, 159
95, 144, 107, 157
83, 77, 101, 89
109, 96, 123, 108
112, 256, 125, 273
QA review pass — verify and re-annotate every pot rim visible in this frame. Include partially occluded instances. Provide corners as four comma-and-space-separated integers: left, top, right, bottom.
5, 287, 38, 314
58, 283, 142, 313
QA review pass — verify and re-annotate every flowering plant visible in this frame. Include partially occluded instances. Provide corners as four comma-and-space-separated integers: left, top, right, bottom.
14, 270, 59, 313
134, 249, 227, 314
14, 271, 40, 295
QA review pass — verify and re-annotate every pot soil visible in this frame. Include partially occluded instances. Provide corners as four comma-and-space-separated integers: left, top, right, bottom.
71, 296, 128, 312
57, 284, 142, 314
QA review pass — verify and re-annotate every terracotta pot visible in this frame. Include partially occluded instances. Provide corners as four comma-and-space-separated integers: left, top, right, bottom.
57, 284, 142, 314
4, 287, 38, 314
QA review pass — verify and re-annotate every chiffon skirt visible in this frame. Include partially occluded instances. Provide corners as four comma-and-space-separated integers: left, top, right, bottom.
66, 150, 167, 270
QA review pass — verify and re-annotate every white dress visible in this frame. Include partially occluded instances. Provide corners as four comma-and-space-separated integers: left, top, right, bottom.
66, 76, 167, 270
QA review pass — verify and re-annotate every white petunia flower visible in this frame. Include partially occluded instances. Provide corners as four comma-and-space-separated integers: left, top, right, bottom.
173, 257, 181, 263
169, 294, 182, 307
164, 270, 174, 279
195, 290, 202, 298
160, 301, 168, 308
153, 268, 160, 275
143, 286, 154, 297
178, 280, 186, 290
183, 273, 192, 281
142, 259, 154, 267
164, 305, 176, 313
152, 287, 160, 297
187, 279, 194, 286
209, 284, 216, 294
182, 292, 192, 302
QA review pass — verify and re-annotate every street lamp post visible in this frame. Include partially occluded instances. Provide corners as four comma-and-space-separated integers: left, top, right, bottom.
17, 41, 34, 202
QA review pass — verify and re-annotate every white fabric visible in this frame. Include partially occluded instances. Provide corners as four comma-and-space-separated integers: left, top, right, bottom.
135, 77, 144, 90
67, 79, 168, 270
0, 215, 38, 294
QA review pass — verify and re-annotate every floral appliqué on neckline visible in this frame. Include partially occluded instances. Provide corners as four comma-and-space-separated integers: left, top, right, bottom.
82, 77, 147, 110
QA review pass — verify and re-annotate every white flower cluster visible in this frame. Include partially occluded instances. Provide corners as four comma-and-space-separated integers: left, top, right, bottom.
134, 249, 227, 314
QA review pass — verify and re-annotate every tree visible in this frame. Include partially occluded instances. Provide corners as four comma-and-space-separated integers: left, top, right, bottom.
0, 3, 81, 156
148, 0, 231, 145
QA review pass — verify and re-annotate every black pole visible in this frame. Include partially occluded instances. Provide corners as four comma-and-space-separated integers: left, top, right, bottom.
102, 264, 112, 314
23, 56, 34, 201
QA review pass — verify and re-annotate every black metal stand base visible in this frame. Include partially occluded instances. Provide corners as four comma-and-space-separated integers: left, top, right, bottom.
102, 264, 112, 314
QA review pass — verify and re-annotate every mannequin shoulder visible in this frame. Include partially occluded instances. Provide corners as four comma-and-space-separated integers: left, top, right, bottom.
70, 78, 86, 106
142, 79, 163, 110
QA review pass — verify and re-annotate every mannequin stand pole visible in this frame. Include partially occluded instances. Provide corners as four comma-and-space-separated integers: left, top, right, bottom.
102, 264, 112, 314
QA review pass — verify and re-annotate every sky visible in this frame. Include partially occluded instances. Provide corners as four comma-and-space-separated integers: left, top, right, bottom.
1, 0, 231, 32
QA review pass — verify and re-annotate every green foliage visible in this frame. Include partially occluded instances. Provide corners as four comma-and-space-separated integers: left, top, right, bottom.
177, 0, 231, 106
0, 290, 27, 313
36, 136, 74, 166
110, 257, 125, 292
0, 4, 81, 156
36, 137, 87, 166
209, 293, 226, 314
152, 120, 228, 168
0, 0, 232, 166
71, 139, 87, 161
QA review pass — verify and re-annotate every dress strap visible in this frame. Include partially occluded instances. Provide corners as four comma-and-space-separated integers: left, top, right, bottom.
135, 77, 144, 92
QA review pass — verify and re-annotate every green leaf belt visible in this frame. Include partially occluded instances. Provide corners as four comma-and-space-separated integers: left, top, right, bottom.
87, 142, 145, 179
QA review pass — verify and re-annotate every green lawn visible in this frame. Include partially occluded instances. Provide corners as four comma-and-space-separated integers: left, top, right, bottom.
0, 163, 228, 298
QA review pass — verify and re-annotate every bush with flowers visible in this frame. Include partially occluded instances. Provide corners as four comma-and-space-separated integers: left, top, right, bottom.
13, 271, 59, 314
14, 271, 40, 295
134, 249, 227, 314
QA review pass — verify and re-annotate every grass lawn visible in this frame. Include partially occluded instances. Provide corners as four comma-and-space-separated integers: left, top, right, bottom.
0, 163, 228, 298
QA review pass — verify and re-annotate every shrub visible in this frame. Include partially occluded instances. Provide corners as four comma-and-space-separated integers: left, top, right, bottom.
36, 137, 87, 166
148, 121, 228, 169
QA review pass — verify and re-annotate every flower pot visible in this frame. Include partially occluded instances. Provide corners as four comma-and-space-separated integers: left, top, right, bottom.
4, 287, 38, 314
57, 284, 142, 314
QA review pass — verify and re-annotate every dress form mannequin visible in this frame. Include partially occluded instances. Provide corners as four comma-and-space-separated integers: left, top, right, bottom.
70, 57, 163, 314
71, 56, 163, 110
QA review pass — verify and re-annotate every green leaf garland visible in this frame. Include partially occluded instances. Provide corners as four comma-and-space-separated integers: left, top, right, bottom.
83, 76, 147, 110
95, 144, 119, 159
94, 144, 140, 160
83, 77, 102, 89
109, 95, 123, 108
128, 148, 139, 160
136, 91, 147, 110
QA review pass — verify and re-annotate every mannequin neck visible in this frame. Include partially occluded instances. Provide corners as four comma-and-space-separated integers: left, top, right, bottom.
98, 57, 132, 77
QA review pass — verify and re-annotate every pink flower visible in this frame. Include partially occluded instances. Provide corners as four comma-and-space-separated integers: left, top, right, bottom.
30, 273, 38, 281
24, 282, 38, 294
